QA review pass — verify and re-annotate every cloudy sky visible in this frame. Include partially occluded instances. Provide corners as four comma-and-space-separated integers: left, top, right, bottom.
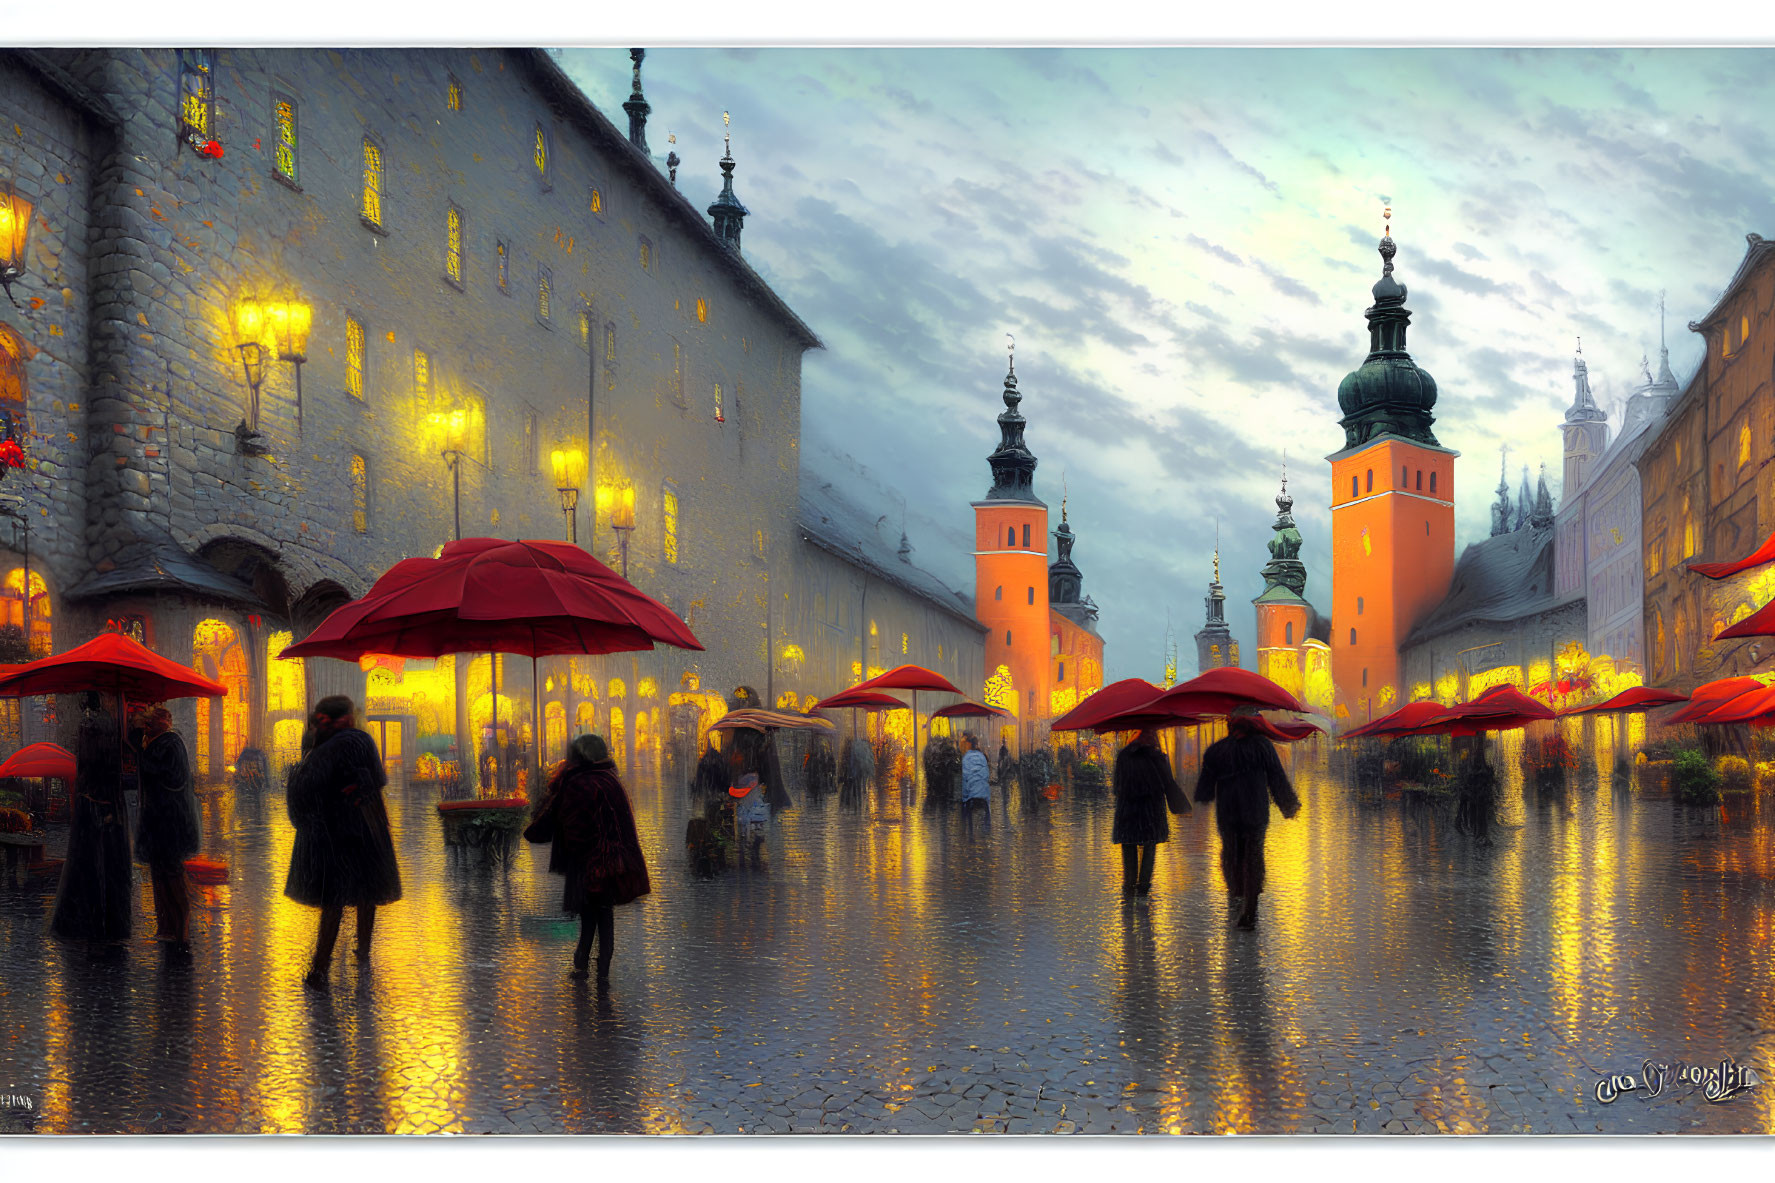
560, 47, 1775, 682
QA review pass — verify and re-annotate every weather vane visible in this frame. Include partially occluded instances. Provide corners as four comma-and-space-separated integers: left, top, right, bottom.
1576, 335, 1582, 355
1383, 204, 1392, 235
1006, 332, 1015, 375
722, 109, 731, 158
1213, 518, 1220, 584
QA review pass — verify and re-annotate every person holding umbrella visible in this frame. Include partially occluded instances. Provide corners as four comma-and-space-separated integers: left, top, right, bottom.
49, 692, 133, 947
525, 733, 651, 984
285, 696, 402, 989
1112, 727, 1190, 896
1195, 705, 1301, 929
130, 704, 201, 958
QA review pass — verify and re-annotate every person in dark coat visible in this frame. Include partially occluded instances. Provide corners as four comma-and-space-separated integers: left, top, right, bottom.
130, 705, 201, 956
1112, 728, 1189, 896
526, 733, 650, 983
693, 740, 728, 799
50, 693, 132, 945
1195, 710, 1301, 929
839, 735, 874, 808
284, 695, 402, 988
997, 743, 1015, 806
729, 726, 791, 812
803, 731, 837, 800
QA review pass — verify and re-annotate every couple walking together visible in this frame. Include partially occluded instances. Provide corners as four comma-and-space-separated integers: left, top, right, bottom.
1111, 708, 1301, 929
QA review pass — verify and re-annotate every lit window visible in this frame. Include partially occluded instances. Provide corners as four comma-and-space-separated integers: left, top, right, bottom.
696, 297, 708, 323
273, 93, 298, 184
447, 75, 462, 111
413, 348, 430, 409
361, 139, 383, 227
714, 382, 724, 423
900, 632, 909, 655
537, 266, 551, 322
179, 50, 213, 143
445, 206, 463, 286
534, 122, 548, 179
350, 454, 369, 533
590, 187, 604, 216
639, 236, 653, 270
496, 240, 509, 294
1740, 420, 1752, 468
754, 529, 765, 559
1742, 315, 1750, 344
662, 486, 678, 564
345, 315, 365, 400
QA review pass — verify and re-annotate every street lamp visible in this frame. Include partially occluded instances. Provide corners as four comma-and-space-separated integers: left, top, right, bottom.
426, 408, 471, 541
265, 297, 312, 434
0, 181, 33, 307
609, 484, 636, 580
549, 445, 586, 543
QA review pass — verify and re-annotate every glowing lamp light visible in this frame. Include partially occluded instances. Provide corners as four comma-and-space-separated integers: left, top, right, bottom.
0, 183, 33, 306
550, 446, 587, 491
613, 485, 636, 532
427, 408, 471, 456
267, 298, 312, 363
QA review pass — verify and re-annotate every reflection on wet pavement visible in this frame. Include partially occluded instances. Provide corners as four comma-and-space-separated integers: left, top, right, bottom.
2, 743, 1773, 1134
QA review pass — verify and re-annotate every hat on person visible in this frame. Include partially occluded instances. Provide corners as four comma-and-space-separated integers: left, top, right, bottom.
729, 772, 760, 798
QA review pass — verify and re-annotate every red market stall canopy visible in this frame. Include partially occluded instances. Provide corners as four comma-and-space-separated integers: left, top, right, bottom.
1050, 678, 1168, 733
1143, 666, 1307, 718
1557, 686, 1689, 716
1692, 683, 1775, 725
931, 700, 1012, 720
849, 664, 966, 696
1664, 677, 1768, 725
815, 689, 909, 711
1716, 599, 1775, 641
1687, 530, 1775, 580
0, 632, 226, 702
1426, 684, 1555, 736
0, 742, 75, 781
1343, 700, 1450, 739
709, 709, 836, 733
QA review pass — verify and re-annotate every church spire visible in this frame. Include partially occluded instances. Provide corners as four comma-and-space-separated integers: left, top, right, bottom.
623, 49, 651, 154
1514, 464, 1532, 531
1194, 526, 1237, 672
1254, 466, 1308, 604
1531, 464, 1555, 529
1491, 445, 1513, 536
706, 110, 749, 253
1335, 206, 1441, 450
1655, 289, 1678, 388
1566, 336, 1607, 424
984, 336, 1041, 504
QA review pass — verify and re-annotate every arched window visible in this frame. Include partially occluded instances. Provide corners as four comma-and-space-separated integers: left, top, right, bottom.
1351, 476, 1359, 498
994, 585, 1002, 601
1, 568, 49, 657
1005, 629, 1012, 647
1284, 622, 1294, 645
1006, 526, 1015, 546
0, 325, 31, 449
1027, 586, 1034, 605
1429, 471, 1438, 494
1415, 470, 1422, 491
1022, 524, 1031, 548
1365, 469, 1373, 493
1401, 465, 1408, 486
192, 618, 250, 781
1349, 627, 1357, 646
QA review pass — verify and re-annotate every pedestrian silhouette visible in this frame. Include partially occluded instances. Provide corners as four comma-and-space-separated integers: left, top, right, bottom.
839, 735, 874, 808
1112, 727, 1190, 896
50, 693, 132, 945
284, 696, 402, 989
525, 733, 651, 984
1194, 708, 1300, 929
131, 704, 201, 958
959, 731, 992, 832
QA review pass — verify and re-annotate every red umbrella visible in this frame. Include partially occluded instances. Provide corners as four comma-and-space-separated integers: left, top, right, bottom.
931, 700, 1012, 720
816, 689, 909, 711
1050, 678, 1168, 732
1664, 676, 1767, 725
1248, 715, 1322, 743
1557, 686, 1689, 716
1428, 684, 1556, 734
280, 538, 702, 794
847, 664, 965, 790
1692, 682, 1775, 725
0, 742, 74, 780
709, 709, 836, 733
1688, 529, 1775, 579
1715, 600, 1775, 641
1343, 700, 1450, 739
0, 631, 227, 702
1143, 666, 1307, 718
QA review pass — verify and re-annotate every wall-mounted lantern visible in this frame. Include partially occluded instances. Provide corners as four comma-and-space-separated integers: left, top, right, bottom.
231, 296, 269, 451
549, 446, 586, 544
0, 182, 34, 307
265, 297, 312, 433
426, 408, 473, 540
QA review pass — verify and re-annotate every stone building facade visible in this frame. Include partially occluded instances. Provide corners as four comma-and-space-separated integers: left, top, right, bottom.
0, 47, 828, 784
1639, 233, 1775, 692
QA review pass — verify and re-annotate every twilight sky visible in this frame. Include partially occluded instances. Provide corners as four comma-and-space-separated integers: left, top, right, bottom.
560, 47, 1775, 682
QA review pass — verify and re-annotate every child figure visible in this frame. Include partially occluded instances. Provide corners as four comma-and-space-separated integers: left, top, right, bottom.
730, 772, 770, 860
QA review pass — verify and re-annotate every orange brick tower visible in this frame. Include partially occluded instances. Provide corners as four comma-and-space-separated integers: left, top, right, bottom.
973, 350, 1051, 751
1329, 215, 1458, 725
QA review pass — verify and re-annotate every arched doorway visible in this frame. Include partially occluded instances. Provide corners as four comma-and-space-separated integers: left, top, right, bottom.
193, 618, 251, 781
265, 629, 307, 784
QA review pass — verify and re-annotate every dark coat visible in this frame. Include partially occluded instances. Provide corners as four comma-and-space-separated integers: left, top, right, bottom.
1195, 729, 1300, 834
1112, 740, 1188, 845
134, 729, 201, 868
693, 745, 728, 798
534, 760, 651, 913
283, 727, 403, 908
803, 735, 837, 798
729, 728, 791, 811
50, 709, 132, 942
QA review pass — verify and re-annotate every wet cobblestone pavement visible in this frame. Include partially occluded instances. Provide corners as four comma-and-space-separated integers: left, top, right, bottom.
3, 738, 1774, 1135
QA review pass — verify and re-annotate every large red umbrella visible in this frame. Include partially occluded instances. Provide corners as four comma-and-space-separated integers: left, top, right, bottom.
281, 538, 702, 794
931, 700, 1011, 720
1715, 601, 1775, 641
1050, 678, 1169, 732
1343, 700, 1450, 739
847, 664, 965, 790
1249, 715, 1322, 743
1428, 684, 1555, 736
1664, 676, 1767, 725
1143, 666, 1307, 718
1557, 686, 1690, 716
0, 631, 227, 703
816, 689, 909, 711
1692, 682, 1775, 725
0, 742, 75, 781
1688, 530, 1775, 579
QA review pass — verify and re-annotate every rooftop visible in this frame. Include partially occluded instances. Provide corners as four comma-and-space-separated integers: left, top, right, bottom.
1402, 526, 1579, 649
797, 479, 985, 633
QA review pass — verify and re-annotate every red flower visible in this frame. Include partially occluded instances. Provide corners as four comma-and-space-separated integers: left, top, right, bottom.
0, 440, 26, 469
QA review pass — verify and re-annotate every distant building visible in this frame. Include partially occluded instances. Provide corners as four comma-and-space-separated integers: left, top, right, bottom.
1639, 233, 1775, 691
1193, 549, 1238, 674
1250, 474, 1332, 715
